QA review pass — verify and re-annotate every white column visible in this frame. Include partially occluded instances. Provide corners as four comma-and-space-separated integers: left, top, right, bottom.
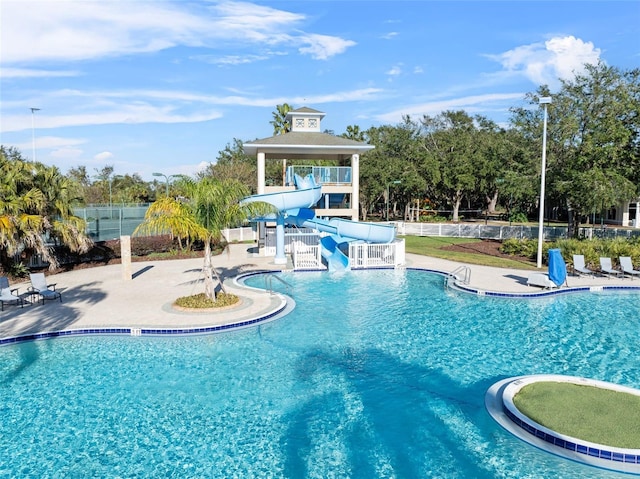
120, 235, 132, 281
636, 200, 640, 228
274, 215, 287, 264
257, 151, 266, 195
351, 154, 359, 221
620, 201, 630, 227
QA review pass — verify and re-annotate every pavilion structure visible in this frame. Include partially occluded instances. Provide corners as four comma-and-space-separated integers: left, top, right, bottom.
243, 107, 374, 222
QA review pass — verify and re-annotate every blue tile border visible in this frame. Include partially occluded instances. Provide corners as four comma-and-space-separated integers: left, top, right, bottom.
402, 266, 640, 298
0, 301, 288, 346
2, 267, 639, 346
503, 405, 639, 464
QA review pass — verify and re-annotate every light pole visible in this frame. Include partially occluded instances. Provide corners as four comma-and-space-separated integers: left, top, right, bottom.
536, 96, 552, 268
153, 172, 178, 197
386, 180, 401, 221
30, 107, 40, 161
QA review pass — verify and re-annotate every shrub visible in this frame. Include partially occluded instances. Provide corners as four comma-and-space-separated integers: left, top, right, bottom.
174, 292, 239, 309
509, 211, 528, 224
6, 261, 29, 279
420, 215, 448, 223
500, 238, 538, 259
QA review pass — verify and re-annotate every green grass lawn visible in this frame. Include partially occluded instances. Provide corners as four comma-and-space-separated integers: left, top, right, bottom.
514, 382, 640, 448
401, 235, 538, 269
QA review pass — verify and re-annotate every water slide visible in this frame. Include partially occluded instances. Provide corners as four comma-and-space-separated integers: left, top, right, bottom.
242, 178, 396, 270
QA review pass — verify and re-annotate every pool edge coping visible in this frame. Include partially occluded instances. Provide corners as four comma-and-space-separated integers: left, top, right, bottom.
2, 267, 639, 346
486, 375, 640, 476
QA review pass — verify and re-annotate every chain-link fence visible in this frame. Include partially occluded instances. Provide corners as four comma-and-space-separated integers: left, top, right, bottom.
73, 206, 150, 242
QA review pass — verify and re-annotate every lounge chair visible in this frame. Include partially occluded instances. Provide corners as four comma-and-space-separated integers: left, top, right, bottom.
572, 254, 594, 276
0, 276, 23, 311
599, 257, 623, 278
619, 256, 640, 279
527, 273, 558, 289
28, 273, 62, 304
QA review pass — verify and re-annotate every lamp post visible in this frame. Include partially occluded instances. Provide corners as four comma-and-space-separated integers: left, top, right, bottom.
153, 172, 178, 197
30, 107, 40, 161
386, 180, 401, 221
536, 96, 552, 268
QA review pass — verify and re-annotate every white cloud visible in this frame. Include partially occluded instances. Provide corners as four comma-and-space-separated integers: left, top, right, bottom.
413, 66, 424, 74
488, 35, 601, 86
12, 136, 86, 154
1, 87, 382, 133
376, 93, 525, 123
94, 151, 114, 161
381, 32, 399, 40
50, 147, 84, 159
192, 54, 271, 65
1, 0, 354, 65
386, 64, 403, 76
0, 68, 81, 79
297, 34, 357, 60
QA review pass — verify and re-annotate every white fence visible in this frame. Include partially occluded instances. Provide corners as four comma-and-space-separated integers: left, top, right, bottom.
290, 238, 405, 270
222, 226, 258, 243
291, 243, 324, 270
395, 222, 640, 241
349, 240, 405, 269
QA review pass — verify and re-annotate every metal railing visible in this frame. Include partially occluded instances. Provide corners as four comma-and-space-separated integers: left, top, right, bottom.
286, 166, 352, 186
449, 265, 471, 285
264, 273, 292, 296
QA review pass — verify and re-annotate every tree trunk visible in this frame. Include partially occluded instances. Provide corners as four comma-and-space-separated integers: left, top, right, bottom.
202, 241, 216, 300
452, 190, 463, 222
567, 201, 580, 238
360, 198, 367, 221
486, 190, 498, 214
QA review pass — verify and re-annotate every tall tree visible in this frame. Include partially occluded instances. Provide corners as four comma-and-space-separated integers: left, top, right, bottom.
421, 111, 482, 221
511, 62, 640, 236
361, 118, 436, 221
199, 138, 257, 192
270, 103, 293, 135
270, 103, 293, 185
341, 124, 365, 142
134, 178, 272, 300
0, 146, 92, 272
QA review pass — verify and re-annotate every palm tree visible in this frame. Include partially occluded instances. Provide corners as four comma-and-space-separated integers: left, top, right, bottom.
270, 103, 293, 184
134, 177, 272, 300
0, 146, 92, 272
270, 103, 293, 135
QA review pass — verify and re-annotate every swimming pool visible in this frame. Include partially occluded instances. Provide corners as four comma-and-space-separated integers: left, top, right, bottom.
0, 269, 638, 478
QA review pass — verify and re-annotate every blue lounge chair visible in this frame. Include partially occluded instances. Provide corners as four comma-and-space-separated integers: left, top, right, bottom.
28, 273, 62, 304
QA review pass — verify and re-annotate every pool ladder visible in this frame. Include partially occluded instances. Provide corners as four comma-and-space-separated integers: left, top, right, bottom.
446, 265, 471, 288
264, 273, 293, 296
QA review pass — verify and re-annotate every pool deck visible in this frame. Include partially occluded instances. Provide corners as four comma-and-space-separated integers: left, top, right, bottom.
1, 243, 637, 341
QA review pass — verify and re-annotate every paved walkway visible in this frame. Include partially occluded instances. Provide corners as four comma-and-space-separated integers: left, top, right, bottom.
0, 244, 636, 341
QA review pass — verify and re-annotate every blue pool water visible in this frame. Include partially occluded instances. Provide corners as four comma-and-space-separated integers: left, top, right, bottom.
0, 269, 638, 478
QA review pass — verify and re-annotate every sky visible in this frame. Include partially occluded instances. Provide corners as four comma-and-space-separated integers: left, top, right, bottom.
1, 1, 639, 181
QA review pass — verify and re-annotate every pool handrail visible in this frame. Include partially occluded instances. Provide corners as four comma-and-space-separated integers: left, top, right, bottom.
264, 273, 292, 296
